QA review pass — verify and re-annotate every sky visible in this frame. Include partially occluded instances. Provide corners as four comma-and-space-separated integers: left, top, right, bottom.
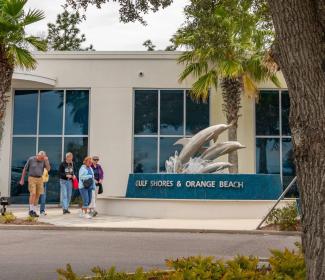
25, 0, 188, 51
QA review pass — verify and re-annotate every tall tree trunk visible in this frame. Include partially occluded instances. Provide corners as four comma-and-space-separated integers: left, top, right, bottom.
220, 77, 241, 173
0, 45, 14, 149
267, 1, 325, 279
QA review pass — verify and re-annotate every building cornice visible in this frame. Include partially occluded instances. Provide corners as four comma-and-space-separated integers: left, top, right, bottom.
32, 51, 184, 60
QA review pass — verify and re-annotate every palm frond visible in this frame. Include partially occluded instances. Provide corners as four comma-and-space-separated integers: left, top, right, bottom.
22, 8, 45, 26
7, 45, 37, 70
0, 0, 45, 70
178, 51, 197, 64
269, 73, 281, 88
2, 0, 26, 18
218, 58, 244, 78
191, 70, 218, 101
242, 74, 258, 98
25, 36, 47, 51
0, 17, 19, 32
179, 61, 208, 82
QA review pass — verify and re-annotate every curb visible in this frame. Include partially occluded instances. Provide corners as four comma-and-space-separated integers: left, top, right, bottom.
0, 225, 302, 236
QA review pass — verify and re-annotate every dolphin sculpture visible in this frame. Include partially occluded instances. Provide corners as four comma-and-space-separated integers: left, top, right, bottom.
174, 124, 231, 165
199, 162, 233, 173
201, 141, 246, 161
165, 123, 245, 174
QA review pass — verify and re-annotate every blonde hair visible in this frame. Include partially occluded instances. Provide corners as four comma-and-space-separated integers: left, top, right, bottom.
83, 156, 92, 164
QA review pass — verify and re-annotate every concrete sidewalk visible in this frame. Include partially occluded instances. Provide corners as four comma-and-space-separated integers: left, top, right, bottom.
4, 205, 268, 232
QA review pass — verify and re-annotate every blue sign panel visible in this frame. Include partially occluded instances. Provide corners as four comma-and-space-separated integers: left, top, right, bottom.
126, 174, 282, 200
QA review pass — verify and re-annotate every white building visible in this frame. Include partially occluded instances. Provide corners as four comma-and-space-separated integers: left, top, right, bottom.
0, 51, 295, 217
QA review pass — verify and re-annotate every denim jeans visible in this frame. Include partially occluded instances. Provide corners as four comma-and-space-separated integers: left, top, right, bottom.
60, 179, 72, 210
79, 188, 93, 208
40, 183, 47, 213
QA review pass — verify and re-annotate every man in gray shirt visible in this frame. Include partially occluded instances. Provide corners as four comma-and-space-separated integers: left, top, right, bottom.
20, 151, 51, 217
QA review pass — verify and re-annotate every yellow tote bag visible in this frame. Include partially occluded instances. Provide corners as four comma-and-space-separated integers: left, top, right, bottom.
42, 168, 49, 183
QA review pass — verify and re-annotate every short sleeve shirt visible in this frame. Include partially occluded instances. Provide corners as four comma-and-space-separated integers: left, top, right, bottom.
25, 156, 45, 177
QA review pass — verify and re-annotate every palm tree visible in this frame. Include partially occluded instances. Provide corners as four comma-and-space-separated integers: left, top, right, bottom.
175, 0, 280, 173
0, 0, 47, 146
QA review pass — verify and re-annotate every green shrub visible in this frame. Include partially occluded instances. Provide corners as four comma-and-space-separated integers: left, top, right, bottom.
266, 202, 299, 231
223, 256, 268, 279
25, 216, 38, 223
167, 256, 226, 279
267, 242, 306, 280
57, 264, 168, 280
57, 245, 305, 280
0, 212, 16, 224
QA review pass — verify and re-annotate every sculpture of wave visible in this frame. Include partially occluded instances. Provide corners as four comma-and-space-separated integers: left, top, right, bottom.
165, 124, 245, 173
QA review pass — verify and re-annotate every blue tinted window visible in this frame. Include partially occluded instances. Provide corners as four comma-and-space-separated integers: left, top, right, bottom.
160, 90, 184, 135
282, 138, 297, 195
39, 137, 62, 203
11, 89, 90, 203
64, 137, 88, 171
186, 91, 209, 135
10, 137, 36, 203
65, 90, 89, 135
39, 90, 64, 135
256, 91, 279, 135
255, 90, 296, 196
282, 91, 291, 135
282, 138, 295, 177
134, 90, 158, 135
13, 90, 38, 135
134, 137, 157, 173
133, 89, 210, 173
256, 138, 280, 174
159, 137, 182, 172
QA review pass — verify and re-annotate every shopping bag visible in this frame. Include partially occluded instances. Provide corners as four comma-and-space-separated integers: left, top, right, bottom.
72, 178, 79, 190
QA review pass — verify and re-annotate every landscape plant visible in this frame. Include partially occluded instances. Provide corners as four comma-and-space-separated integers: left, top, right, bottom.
57, 245, 305, 280
0, 211, 16, 223
173, 0, 279, 173
266, 202, 299, 231
0, 0, 47, 147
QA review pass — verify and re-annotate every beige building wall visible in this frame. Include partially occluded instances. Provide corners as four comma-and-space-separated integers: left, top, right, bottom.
0, 51, 287, 199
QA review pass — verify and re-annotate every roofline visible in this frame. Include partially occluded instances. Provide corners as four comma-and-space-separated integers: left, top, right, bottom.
32, 51, 184, 60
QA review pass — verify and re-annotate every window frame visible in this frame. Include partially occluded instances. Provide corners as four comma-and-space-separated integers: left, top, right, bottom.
132, 88, 210, 173
9, 88, 91, 198
254, 88, 292, 185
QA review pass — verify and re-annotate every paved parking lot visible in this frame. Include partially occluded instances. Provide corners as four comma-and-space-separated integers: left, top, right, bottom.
0, 229, 300, 280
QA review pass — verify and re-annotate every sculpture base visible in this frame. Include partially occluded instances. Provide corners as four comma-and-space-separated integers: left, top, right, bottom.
96, 197, 291, 219
126, 173, 282, 200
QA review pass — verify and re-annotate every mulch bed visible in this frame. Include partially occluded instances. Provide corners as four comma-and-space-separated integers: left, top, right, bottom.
0, 218, 53, 226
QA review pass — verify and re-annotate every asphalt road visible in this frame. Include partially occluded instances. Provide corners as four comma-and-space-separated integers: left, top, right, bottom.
0, 230, 300, 280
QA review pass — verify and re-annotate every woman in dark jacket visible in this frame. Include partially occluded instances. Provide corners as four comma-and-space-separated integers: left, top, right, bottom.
59, 152, 77, 214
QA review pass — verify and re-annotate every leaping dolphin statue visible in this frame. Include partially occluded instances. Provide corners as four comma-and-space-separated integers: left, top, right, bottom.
174, 124, 231, 165
199, 162, 233, 173
201, 141, 246, 161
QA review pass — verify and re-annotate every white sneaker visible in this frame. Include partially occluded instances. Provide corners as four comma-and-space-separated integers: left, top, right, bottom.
84, 214, 92, 219
79, 212, 84, 218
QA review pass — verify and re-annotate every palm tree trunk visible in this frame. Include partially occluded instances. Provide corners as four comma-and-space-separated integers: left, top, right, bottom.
220, 77, 241, 173
0, 45, 14, 150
